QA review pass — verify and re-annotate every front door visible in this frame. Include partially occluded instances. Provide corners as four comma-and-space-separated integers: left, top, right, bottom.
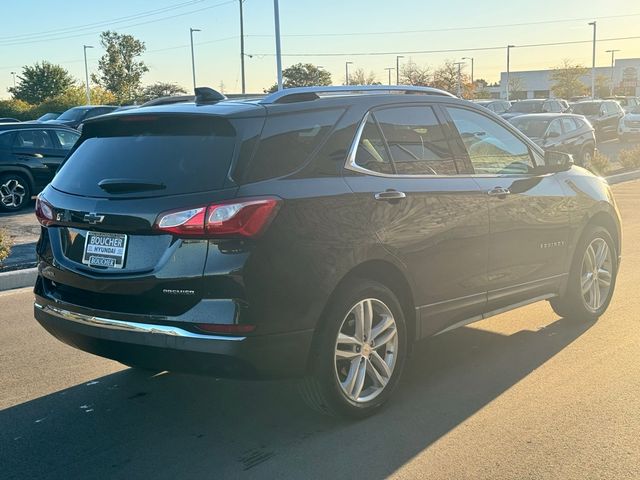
342, 104, 489, 337
442, 105, 571, 312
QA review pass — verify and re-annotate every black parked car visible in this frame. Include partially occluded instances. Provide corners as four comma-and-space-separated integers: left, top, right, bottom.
571, 100, 625, 139
501, 99, 569, 120
0, 118, 20, 123
472, 99, 511, 115
0, 123, 80, 211
35, 112, 62, 122
33, 86, 621, 418
510, 114, 596, 166
47, 105, 118, 130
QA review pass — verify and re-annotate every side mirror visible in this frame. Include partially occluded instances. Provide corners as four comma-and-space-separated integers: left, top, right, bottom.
543, 150, 573, 173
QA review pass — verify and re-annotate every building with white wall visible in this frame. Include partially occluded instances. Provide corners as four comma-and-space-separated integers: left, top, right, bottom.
491, 58, 640, 100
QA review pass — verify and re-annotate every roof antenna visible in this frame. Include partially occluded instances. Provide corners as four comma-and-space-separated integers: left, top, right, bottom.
195, 87, 226, 104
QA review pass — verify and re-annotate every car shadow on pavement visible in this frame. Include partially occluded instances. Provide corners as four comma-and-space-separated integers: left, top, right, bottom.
1, 315, 594, 480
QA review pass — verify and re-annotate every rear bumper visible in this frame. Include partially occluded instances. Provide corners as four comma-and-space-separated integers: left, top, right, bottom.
34, 297, 314, 379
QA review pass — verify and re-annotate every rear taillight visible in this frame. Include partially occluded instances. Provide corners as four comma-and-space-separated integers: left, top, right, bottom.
154, 197, 281, 238
35, 196, 55, 226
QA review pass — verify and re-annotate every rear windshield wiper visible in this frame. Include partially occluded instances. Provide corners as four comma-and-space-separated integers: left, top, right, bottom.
97, 178, 167, 194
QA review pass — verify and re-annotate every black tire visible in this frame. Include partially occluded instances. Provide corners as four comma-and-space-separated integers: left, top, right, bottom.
300, 279, 408, 418
0, 173, 31, 212
549, 225, 617, 321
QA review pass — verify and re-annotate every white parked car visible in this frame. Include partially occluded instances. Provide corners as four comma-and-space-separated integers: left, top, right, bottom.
618, 105, 640, 142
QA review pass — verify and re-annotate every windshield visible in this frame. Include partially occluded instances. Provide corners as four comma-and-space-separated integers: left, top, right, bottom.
57, 107, 91, 121
509, 102, 544, 113
572, 103, 600, 115
511, 118, 550, 138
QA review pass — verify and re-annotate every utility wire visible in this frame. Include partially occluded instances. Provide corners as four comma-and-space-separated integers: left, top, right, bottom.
0, 0, 236, 47
246, 35, 640, 57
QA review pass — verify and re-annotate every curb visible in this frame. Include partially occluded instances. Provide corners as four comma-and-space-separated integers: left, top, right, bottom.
606, 169, 640, 185
0, 267, 37, 292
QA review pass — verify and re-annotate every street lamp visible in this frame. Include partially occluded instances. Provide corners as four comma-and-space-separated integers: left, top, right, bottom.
605, 49, 620, 96
462, 57, 474, 84
273, 0, 283, 91
83, 45, 93, 105
189, 28, 201, 91
506, 45, 515, 101
385, 67, 395, 86
345, 61, 353, 86
10, 71, 16, 89
396, 55, 404, 85
239, 0, 246, 94
589, 21, 597, 99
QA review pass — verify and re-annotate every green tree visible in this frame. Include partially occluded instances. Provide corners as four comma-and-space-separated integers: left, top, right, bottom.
550, 60, 588, 99
92, 31, 148, 103
8, 61, 74, 104
139, 82, 187, 102
348, 68, 381, 85
265, 63, 332, 93
36, 85, 116, 114
399, 61, 432, 86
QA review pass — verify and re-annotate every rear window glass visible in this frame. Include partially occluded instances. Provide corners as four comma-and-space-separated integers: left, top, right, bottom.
238, 108, 344, 183
52, 116, 236, 198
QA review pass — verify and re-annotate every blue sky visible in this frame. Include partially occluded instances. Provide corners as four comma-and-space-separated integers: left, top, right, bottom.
1, 0, 639, 98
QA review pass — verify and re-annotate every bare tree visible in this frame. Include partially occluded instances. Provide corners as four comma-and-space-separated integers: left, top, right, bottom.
348, 68, 381, 85
399, 61, 432, 86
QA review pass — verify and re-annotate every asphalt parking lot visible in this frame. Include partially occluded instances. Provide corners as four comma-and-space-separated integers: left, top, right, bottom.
1, 179, 639, 479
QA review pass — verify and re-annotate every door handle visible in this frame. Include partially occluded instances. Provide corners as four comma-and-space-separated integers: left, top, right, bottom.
374, 190, 407, 202
18, 153, 43, 159
487, 187, 511, 198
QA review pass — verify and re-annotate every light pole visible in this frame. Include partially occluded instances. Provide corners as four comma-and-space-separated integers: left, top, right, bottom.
345, 61, 353, 86
396, 55, 404, 85
10, 71, 16, 89
453, 61, 465, 97
589, 21, 597, 99
462, 57, 474, 84
189, 28, 201, 91
385, 67, 395, 86
239, 0, 246, 94
273, 0, 283, 91
506, 45, 515, 101
83, 45, 93, 105
605, 49, 620, 96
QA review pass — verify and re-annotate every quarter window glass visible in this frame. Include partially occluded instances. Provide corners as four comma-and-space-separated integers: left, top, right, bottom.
560, 118, 576, 133
446, 107, 534, 174
374, 106, 457, 175
53, 130, 80, 149
355, 116, 393, 174
13, 130, 54, 148
245, 108, 344, 183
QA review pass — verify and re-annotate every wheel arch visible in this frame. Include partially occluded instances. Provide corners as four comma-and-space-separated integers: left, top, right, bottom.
586, 211, 621, 260
0, 167, 35, 191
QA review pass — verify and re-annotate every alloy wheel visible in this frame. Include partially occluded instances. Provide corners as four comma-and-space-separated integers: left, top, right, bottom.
334, 298, 398, 403
0, 178, 27, 208
581, 237, 613, 312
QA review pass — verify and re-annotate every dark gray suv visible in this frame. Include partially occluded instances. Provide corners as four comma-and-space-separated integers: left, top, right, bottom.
34, 86, 621, 417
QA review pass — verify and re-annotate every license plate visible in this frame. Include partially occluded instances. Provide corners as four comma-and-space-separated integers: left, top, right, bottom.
82, 231, 128, 269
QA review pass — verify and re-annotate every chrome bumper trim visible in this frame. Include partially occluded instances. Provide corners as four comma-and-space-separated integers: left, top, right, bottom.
34, 302, 246, 341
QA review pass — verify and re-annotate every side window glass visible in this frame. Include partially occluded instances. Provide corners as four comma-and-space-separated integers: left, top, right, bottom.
0, 132, 13, 148
53, 130, 80, 150
547, 120, 562, 137
560, 118, 576, 133
446, 107, 535, 175
374, 106, 457, 175
354, 116, 393, 174
13, 130, 54, 149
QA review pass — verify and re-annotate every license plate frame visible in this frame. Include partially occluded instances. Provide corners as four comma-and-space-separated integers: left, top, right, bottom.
82, 231, 128, 269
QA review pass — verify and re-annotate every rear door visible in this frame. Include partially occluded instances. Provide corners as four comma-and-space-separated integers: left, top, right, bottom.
442, 105, 570, 311
11, 129, 61, 189
343, 104, 489, 337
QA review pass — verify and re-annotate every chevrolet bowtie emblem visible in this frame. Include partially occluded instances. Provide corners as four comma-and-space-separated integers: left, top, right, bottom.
83, 213, 105, 224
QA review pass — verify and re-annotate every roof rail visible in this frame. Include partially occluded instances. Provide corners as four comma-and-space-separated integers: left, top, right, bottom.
260, 85, 456, 104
